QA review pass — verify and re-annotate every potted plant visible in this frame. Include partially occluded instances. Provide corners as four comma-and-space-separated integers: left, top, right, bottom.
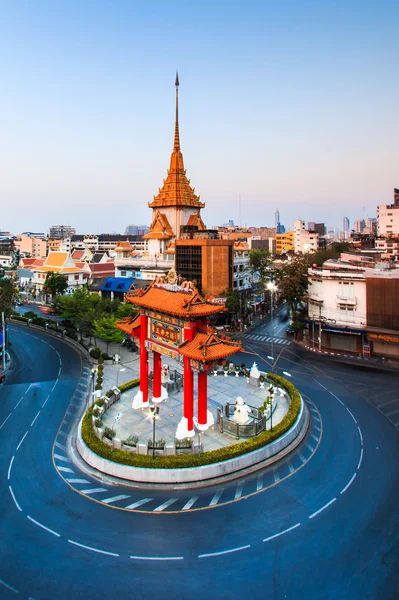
259, 374, 265, 388
234, 365, 240, 377
223, 363, 229, 377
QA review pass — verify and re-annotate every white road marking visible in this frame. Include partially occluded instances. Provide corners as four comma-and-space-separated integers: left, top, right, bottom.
235, 481, 245, 499
7, 455, 14, 480
0, 413, 12, 430
24, 384, 32, 395
314, 379, 327, 390
257, 474, 263, 491
299, 453, 306, 463
309, 498, 336, 519
313, 424, 321, 432
199, 544, 251, 558
153, 498, 179, 512
55, 441, 66, 451
102, 494, 131, 505
81, 488, 108, 494
42, 395, 51, 408
311, 433, 319, 443
263, 523, 301, 542
130, 555, 184, 561
125, 498, 153, 510
182, 496, 199, 510
16, 430, 29, 450
210, 489, 223, 506
30, 411, 40, 427
273, 468, 280, 483
54, 454, 70, 462
0, 578, 18, 594
58, 431, 68, 438
282, 371, 292, 377
58, 367, 61, 377
287, 460, 294, 473
9, 486, 22, 511
357, 426, 363, 445
68, 540, 119, 556
329, 392, 344, 406
357, 448, 363, 470
306, 443, 314, 453
14, 397, 24, 409
66, 478, 91, 484
27, 515, 60, 537
346, 408, 358, 424
51, 379, 58, 392
57, 466, 74, 473
340, 473, 357, 495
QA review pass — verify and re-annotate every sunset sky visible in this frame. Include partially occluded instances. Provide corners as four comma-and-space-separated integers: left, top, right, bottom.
0, 0, 398, 234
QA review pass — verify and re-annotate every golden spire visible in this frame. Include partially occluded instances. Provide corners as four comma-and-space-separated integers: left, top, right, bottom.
148, 74, 205, 210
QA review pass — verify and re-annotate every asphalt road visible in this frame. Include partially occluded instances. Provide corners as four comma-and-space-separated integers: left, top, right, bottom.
0, 323, 398, 599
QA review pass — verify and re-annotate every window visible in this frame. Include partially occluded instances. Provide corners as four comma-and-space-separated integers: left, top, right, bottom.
74, 275, 79, 280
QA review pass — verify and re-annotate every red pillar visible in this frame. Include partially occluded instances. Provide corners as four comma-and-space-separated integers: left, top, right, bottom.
183, 322, 196, 432
139, 314, 148, 404
198, 370, 207, 429
153, 350, 162, 400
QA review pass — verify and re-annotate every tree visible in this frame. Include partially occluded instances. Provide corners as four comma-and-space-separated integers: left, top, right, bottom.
116, 302, 138, 319
249, 249, 273, 284
274, 255, 311, 318
44, 272, 68, 300
0, 278, 19, 320
92, 316, 124, 353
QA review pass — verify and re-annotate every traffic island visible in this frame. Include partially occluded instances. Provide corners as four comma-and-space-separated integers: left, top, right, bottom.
77, 373, 309, 487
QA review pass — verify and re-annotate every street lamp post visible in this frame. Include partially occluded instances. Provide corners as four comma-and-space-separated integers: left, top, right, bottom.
116, 367, 126, 388
267, 384, 275, 432
267, 282, 277, 372
91, 368, 97, 407
150, 405, 160, 459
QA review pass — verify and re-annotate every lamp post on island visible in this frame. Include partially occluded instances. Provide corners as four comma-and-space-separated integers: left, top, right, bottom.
267, 281, 278, 372
149, 405, 160, 459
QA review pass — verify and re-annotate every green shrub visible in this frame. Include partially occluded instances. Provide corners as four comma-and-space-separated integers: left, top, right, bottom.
81, 375, 302, 469
90, 348, 101, 359
98, 356, 104, 365
95, 383, 102, 391
105, 389, 114, 398
95, 418, 103, 428
93, 406, 100, 417
148, 438, 165, 449
95, 398, 105, 406
124, 435, 138, 447
118, 378, 140, 393
101, 352, 111, 360
175, 438, 193, 449
103, 426, 115, 440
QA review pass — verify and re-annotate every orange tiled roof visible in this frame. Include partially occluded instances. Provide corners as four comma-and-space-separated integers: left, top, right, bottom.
44, 251, 69, 268
143, 211, 175, 240
186, 211, 206, 230
115, 241, 133, 250
115, 314, 141, 335
72, 250, 84, 260
125, 282, 225, 318
179, 328, 242, 362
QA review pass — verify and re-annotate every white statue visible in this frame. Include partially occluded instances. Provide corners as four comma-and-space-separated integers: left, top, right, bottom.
233, 397, 252, 425
250, 362, 260, 379
161, 364, 170, 384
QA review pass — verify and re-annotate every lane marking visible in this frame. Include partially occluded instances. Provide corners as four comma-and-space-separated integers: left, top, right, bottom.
58, 367, 61, 377
125, 498, 153, 510
58, 431, 68, 438
329, 392, 344, 406
182, 496, 199, 511
263, 523, 301, 542
16, 430, 29, 450
357, 426, 363, 445
314, 424, 321, 432
42, 395, 51, 408
14, 397, 24, 409
311, 433, 319, 443
102, 494, 131, 505
0, 578, 18, 594
306, 443, 314, 453
55, 441, 66, 451
27, 515, 60, 537
57, 466, 74, 474
199, 544, 251, 558
314, 379, 327, 390
346, 408, 358, 424
287, 460, 294, 474
210, 489, 223, 506
256, 474, 263, 491
30, 411, 41, 427
68, 540, 119, 557
7, 455, 15, 480
24, 384, 33, 395
54, 454, 70, 462
9, 486, 22, 511
130, 555, 184, 561
340, 473, 357, 495
357, 448, 363, 470
81, 488, 108, 494
299, 453, 306, 464
235, 481, 245, 499
0, 412, 12, 430
66, 479, 91, 484
153, 498, 179, 512
51, 379, 58, 392
273, 469, 280, 483
309, 498, 336, 519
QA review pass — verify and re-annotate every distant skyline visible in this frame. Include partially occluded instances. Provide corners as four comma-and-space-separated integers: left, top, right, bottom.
1, 1, 398, 234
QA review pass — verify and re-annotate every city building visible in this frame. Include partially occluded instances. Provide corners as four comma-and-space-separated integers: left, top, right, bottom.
69, 234, 147, 255
276, 230, 294, 254
353, 219, 366, 234
48, 225, 76, 239
294, 220, 319, 253
124, 224, 150, 236
343, 217, 350, 236
377, 189, 399, 236
374, 237, 399, 260
307, 254, 399, 357
32, 251, 87, 294
14, 234, 47, 259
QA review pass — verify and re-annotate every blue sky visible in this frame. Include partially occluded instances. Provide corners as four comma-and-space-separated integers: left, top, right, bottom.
0, 0, 398, 234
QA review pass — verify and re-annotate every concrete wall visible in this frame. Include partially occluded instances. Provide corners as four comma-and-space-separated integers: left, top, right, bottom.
77, 397, 308, 485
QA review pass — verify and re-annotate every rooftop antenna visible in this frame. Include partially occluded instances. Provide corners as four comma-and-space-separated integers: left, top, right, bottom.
239, 193, 242, 228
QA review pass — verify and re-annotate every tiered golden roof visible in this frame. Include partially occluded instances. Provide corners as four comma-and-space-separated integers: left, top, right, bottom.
148, 73, 205, 210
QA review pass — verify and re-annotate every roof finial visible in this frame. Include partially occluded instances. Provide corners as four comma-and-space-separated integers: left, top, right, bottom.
174, 71, 180, 150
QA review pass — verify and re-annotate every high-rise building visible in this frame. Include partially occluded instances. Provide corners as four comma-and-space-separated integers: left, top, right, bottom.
354, 220, 366, 233
377, 188, 399, 236
48, 225, 76, 240
124, 224, 149, 236
343, 217, 350, 233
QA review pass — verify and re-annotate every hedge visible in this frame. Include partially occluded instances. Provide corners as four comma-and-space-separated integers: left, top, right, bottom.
81, 374, 302, 469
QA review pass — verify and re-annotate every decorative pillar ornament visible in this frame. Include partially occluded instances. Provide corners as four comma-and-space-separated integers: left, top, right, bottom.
197, 370, 214, 431
133, 314, 149, 409
152, 351, 168, 404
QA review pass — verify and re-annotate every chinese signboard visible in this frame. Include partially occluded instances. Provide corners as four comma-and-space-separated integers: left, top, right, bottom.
150, 319, 181, 348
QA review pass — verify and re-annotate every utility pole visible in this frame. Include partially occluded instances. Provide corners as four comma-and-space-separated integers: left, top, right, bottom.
318, 304, 322, 352
2, 312, 5, 371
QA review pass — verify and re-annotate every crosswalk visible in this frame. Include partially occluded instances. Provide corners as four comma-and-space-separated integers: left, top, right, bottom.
242, 333, 292, 346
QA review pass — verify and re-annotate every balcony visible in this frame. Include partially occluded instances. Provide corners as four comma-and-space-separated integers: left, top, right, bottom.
336, 295, 357, 306
308, 292, 324, 303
